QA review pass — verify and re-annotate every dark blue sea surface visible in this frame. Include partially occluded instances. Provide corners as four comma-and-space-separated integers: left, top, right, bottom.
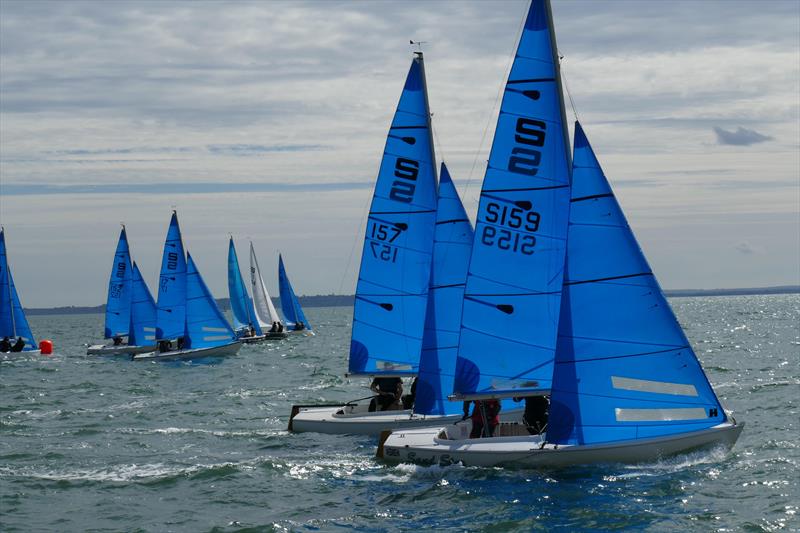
1, 295, 798, 532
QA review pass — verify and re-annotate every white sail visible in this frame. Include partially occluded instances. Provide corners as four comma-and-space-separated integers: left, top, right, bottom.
249, 242, 281, 328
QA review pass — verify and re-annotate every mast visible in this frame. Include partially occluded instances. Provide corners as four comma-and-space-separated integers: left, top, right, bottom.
545, 0, 573, 173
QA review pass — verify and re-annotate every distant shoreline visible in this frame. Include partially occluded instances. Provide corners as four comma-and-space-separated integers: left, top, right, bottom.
23, 285, 800, 316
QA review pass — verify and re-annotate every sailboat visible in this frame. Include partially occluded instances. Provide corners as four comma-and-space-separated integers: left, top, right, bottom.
378, 0, 743, 468
87, 227, 157, 355
289, 55, 520, 435
0, 228, 39, 355
134, 212, 241, 361
249, 243, 288, 339
277, 255, 314, 335
227, 237, 268, 343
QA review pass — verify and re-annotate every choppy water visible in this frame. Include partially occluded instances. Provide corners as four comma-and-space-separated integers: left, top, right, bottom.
1, 294, 798, 532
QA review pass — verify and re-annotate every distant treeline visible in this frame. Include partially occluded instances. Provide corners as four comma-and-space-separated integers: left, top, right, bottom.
24, 286, 800, 316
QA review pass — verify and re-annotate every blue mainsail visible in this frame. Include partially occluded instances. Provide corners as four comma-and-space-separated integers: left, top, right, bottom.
414, 164, 473, 415
0, 229, 37, 350
184, 253, 236, 349
278, 254, 311, 332
128, 262, 157, 347
348, 52, 438, 376
454, 0, 572, 399
104, 227, 133, 339
155, 212, 187, 340
547, 122, 727, 445
229, 238, 262, 336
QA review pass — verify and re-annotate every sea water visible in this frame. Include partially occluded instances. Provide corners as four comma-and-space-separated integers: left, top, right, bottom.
1, 294, 798, 532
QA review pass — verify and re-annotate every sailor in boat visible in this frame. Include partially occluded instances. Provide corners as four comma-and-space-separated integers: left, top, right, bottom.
176, 336, 185, 350
463, 399, 502, 438
112, 335, 124, 346
368, 377, 403, 412
11, 337, 26, 352
514, 395, 549, 435
277, 322, 284, 333
158, 339, 172, 353
0, 337, 10, 352
402, 377, 418, 409
295, 321, 305, 332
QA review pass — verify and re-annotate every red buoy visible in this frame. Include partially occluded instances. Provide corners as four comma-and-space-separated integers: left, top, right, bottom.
39, 340, 53, 355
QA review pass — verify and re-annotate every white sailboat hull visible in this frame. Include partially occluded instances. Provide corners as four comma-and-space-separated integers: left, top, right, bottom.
378, 420, 744, 468
1, 349, 42, 357
238, 332, 288, 343
289, 403, 523, 436
86, 343, 156, 355
132, 341, 241, 362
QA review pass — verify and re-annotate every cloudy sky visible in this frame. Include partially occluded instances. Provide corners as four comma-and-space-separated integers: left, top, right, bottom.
1, 0, 798, 307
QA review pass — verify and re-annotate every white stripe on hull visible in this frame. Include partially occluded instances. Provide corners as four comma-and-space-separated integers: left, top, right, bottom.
86, 343, 156, 355
379, 421, 744, 468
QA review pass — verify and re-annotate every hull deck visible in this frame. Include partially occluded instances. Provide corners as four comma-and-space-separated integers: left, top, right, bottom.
132, 341, 241, 362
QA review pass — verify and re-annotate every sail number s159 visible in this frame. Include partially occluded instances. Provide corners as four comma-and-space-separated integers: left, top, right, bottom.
480, 202, 541, 256
389, 157, 419, 203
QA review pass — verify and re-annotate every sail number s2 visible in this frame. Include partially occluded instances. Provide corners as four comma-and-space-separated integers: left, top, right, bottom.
368, 221, 401, 263
389, 157, 419, 203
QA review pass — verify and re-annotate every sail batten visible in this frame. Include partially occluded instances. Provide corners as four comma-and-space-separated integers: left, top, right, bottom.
347, 53, 438, 377
453, 0, 572, 399
548, 122, 726, 446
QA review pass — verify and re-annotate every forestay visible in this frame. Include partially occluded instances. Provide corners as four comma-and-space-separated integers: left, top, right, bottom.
155, 212, 187, 341
128, 262, 157, 347
184, 253, 236, 349
454, 0, 572, 399
228, 238, 262, 335
249, 243, 281, 329
548, 122, 727, 445
348, 53, 438, 376
0, 229, 37, 350
414, 164, 473, 416
278, 254, 311, 331
104, 227, 133, 339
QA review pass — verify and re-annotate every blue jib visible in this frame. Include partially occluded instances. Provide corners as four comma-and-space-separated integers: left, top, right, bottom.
547, 122, 727, 445
183, 253, 236, 349
128, 262, 157, 347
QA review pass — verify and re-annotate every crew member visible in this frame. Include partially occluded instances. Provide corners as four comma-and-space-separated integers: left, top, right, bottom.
463, 399, 501, 438
369, 377, 403, 412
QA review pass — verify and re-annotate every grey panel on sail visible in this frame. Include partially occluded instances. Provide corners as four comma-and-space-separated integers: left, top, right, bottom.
615, 407, 707, 422
611, 376, 698, 397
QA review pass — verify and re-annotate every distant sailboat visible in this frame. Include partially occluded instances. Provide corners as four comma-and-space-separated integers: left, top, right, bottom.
134, 212, 240, 361
379, 0, 743, 467
227, 238, 267, 343
0, 228, 39, 355
87, 227, 157, 355
249, 242, 288, 339
278, 254, 313, 335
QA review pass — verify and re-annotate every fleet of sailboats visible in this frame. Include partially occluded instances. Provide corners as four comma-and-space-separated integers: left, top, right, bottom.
5, 0, 744, 469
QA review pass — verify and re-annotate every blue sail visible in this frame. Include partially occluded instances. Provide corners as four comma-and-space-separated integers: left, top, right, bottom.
184, 253, 236, 349
229, 238, 262, 335
0, 229, 13, 337
128, 262, 157, 347
348, 53, 438, 376
155, 212, 187, 340
104, 227, 133, 339
0, 230, 36, 350
414, 164, 473, 415
548, 122, 727, 445
278, 255, 311, 332
454, 0, 572, 399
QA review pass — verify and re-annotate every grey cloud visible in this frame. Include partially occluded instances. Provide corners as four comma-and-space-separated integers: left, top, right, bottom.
735, 242, 759, 255
0, 181, 373, 196
713, 126, 773, 146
